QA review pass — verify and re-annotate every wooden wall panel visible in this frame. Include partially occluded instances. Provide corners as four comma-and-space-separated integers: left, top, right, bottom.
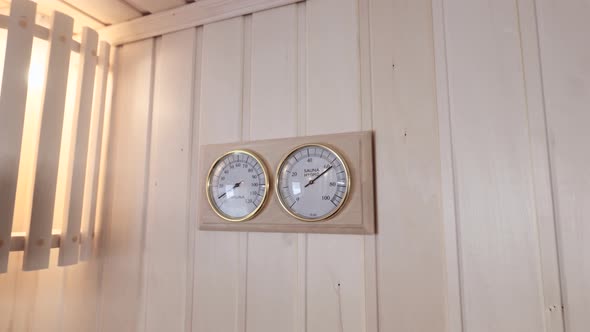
247, 5, 298, 332
372, 0, 448, 331
192, 17, 244, 332
142, 28, 196, 332
98, 39, 155, 332
305, 0, 366, 331
436, 0, 548, 331
535, 1, 590, 331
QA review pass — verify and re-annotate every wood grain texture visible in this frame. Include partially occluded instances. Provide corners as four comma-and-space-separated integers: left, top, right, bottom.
63, 0, 142, 24
0, 0, 36, 273
99, 0, 304, 46
372, 0, 448, 331
535, 0, 590, 330
192, 17, 244, 332
142, 27, 196, 332
80, 41, 111, 261
246, 5, 298, 331
439, 0, 547, 331
198, 132, 375, 234
516, 0, 565, 329
60, 27, 99, 266
24, 11, 74, 271
98, 38, 155, 332
305, 0, 367, 330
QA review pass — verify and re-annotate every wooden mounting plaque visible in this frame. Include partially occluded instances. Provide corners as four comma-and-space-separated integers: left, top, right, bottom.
197, 131, 375, 234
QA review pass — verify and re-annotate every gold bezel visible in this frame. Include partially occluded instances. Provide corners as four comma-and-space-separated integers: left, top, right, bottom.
275, 143, 351, 222
206, 149, 270, 222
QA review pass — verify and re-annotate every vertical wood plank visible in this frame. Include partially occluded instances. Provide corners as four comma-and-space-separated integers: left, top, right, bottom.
142, 27, 196, 332
80, 41, 111, 261
432, 0, 464, 330
358, 0, 378, 330
24, 11, 74, 271
370, 0, 450, 331
0, 0, 36, 273
535, 0, 590, 330
59, 27, 99, 266
516, 0, 565, 329
98, 38, 155, 332
305, 0, 365, 331
295, 4, 308, 332
29, 252, 65, 332
186, 25, 203, 332
0, 252, 20, 330
247, 4, 298, 332
441, 0, 546, 330
193, 17, 244, 332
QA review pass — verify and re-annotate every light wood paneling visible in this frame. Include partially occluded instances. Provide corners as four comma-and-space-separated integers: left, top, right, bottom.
373, 0, 448, 331
247, 5, 298, 331
438, 0, 547, 331
142, 27, 196, 332
125, 0, 185, 13
98, 38, 155, 332
64, 0, 142, 24
535, 0, 590, 330
99, 0, 304, 46
305, 0, 367, 330
192, 17, 244, 332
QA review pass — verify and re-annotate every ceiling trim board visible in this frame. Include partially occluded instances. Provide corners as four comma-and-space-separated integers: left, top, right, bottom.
100, 0, 305, 46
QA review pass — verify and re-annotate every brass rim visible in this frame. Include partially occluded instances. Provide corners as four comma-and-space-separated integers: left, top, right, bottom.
206, 149, 270, 222
275, 143, 351, 222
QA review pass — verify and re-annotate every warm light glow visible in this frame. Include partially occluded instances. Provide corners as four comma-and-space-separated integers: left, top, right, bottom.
27, 57, 46, 91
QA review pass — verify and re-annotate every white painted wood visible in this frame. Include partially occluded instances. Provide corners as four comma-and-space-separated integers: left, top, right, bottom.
305, 0, 365, 330
0, 0, 36, 273
516, 0, 565, 330
192, 17, 243, 332
441, 0, 546, 331
59, 27, 99, 267
535, 1, 590, 330
80, 41, 111, 261
247, 5, 298, 331
23, 11, 74, 271
125, 0, 185, 13
98, 38, 155, 332
142, 27, 196, 332
99, 0, 304, 46
64, 0, 142, 24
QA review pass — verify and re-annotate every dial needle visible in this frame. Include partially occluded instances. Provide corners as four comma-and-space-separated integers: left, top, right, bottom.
218, 181, 244, 199
304, 166, 333, 188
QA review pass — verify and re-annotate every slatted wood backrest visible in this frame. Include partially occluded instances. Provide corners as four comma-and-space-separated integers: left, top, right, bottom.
0, 0, 111, 273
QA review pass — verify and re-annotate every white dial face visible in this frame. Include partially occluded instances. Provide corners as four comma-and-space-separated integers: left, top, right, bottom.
277, 145, 350, 221
207, 151, 268, 222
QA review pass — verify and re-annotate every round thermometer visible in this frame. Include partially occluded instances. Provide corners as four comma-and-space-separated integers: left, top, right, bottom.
276, 144, 350, 221
206, 150, 269, 222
